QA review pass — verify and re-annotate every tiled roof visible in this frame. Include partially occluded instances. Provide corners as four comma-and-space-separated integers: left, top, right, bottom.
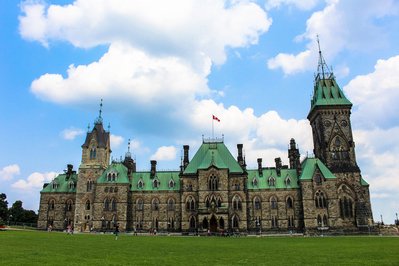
310, 77, 352, 111
247, 168, 299, 189
131, 171, 180, 191
300, 157, 336, 180
41, 173, 78, 193
97, 163, 130, 184
81, 122, 110, 148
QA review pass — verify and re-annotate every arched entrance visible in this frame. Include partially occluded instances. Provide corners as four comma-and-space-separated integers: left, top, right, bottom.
210, 215, 218, 232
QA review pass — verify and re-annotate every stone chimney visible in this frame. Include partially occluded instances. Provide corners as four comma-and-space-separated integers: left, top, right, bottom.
288, 138, 301, 175
183, 145, 190, 169
237, 144, 244, 167
150, 160, 157, 178
257, 158, 263, 176
275, 157, 282, 176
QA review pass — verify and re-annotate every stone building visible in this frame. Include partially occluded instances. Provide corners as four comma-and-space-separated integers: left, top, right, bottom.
37, 51, 373, 234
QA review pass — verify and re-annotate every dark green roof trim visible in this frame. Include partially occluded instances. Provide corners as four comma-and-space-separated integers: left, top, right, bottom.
310, 77, 352, 112
360, 177, 369, 186
41, 173, 78, 193
131, 171, 180, 191
247, 168, 299, 189
300, 158, 336, 180
97, 163, 129, 184
183, 141, 243, 174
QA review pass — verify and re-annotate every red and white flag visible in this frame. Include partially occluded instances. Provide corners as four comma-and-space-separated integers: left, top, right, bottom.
212, 115, 220, 122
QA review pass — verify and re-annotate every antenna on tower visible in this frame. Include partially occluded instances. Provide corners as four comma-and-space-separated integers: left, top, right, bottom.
95, 99, 104, 124
316, 35, 332, 80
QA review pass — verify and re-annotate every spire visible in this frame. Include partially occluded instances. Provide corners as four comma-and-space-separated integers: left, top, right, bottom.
125, 138, 131, 158
95, 99, 103, 124
316, 35, 333, 80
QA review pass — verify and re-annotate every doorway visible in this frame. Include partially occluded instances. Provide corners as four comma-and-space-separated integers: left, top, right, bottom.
210, 215, 218, 232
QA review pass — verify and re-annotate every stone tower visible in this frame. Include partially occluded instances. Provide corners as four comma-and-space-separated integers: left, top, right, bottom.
74, 100, 111, 231
306, 41, 373, 229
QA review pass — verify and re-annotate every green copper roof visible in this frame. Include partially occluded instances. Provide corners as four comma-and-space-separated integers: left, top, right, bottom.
97, 163, 130, 184
131, 171, 180, 191
183, 141, 243, 174
41, 173, 78, 193
310, 77, 352, 111
360, 177, 369, 186
247, 168, 299, 189
300, 157, 336, 180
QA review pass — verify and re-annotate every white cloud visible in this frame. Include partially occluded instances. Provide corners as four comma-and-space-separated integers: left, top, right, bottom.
110, 134, 124, 149
0, 164, 21, 181
61, 127, 85, 140
265, 0, 320, 10
151, 146, 177, 161
344, 55, 399, 129
12, 171, 57, 191
267, 0, 399, 74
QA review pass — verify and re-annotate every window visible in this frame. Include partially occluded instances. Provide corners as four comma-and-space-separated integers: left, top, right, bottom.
137, 179, 144, 189
189, 216, 196, 229
232, 215, 239, 228
323, 215, 328, 226
186, 196, 195, 211
68, 181, 75, 190
136, 198, 144, 211
153, 179, 159, 188
314, 174, 322, 185
317, 215, 322, 227
268, 176, 276, 187
66, 200, 73, 212
288, 216, 294, 228
49, 199, 55, 210
285, 177, 291, 187
270, 197, 278, 209
254, 197, 261, 210
217, 198, 222, 208
208, 175, 218, 191
233, 195, 242, 211
107, 172, 117, 182
271, 216, 278, 228
168, 179, 175, 188
167, 198, 175, 211
252, 178, 258, 187
111, 199, 117, 211
315, 191, 327, 209
85, 200, 91, 210
86, 180, 94, 192
219, 217, 225, 229
286, 197, 293, 209
340, 197, 353, 219
104, 198, 109, 211
152, 198, 159, 211
52, 182, 58, 190
90, 147, 96, 159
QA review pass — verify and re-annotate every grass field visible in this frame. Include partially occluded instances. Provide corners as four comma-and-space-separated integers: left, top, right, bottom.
1, 230, 398, 265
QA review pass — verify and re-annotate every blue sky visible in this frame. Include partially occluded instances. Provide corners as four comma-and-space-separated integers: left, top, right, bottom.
1, 0, 399, 224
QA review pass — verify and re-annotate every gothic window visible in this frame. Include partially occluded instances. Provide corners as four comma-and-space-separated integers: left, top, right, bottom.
206, 197, 210, 208
254, 196, 261, 210
219, 217, 225, 229
286, 197, 293, 209
85, 200, 91, 210
86, 179, 94, 192
49, 199, 55, 210
112, 173, 116, 182
252, 178, 258, 187
314, 174, 322, 185
66, 200, 73, 212
217, 197, 222, 208
136, 198, 144, 211
189, 216, 196, 229
186, 196, 195, 211
152, 198, 159, 211
168, 179, 175, 188
52, 182, 58, 190
90, 147, 96, 159
340, 197, 353, 219
271, 216, 278, 228
203, 217, 208, 229
137, 179, 144, 189
268, 176, 276, 187
104, 198, 109, 211
285, 176, 291, 187
323, 215, 328, 227
208, 175, 218, 191
111, 198, 117, 211
167, 198, 175, 211
315, 191, 327, 209
317, 215, 322, 227
232, 215, 239, 228
233, 195, 242, 211
68, 181, 75, 190
270, 196, 278, 209
109, 187, 114, 193
153, 179, 160, 188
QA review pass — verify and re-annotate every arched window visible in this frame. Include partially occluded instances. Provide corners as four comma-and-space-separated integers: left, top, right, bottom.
86, 179, 93, 192
233, 195, 242, 211
271, 216, 278, 228
104, 198, 109, 210
314, 173, 322, 185
186, 196, 195, 211
85, 200, 91, 210
138, 179, 144, 189
254, 197, 261, 210
111, 198, 117, 211
66, 200, 73, 212
205, 197, 210, 208
323, 215, 328, 227
232, 215, 239, 228
315, 191, 327, 209
189, 216, 196, 229
169, 179, 175, 188
167, 198, 175, 211
317, 215, 322, 227
203, 217, 208, 229
252, 178, 258, 187
270, 197, 278, 209
208, 175, 218, 191
136, 198, 144, 211
285, 176, 291, 187
107, 173, 112, 182
217, 197, 222, 208
340, 197, 353, 219
68, 181, 75, 190
52, 182, 58, 190
112, 173, 116, 181
153, 179, 159, 188
152, 198, 159, 211
286, 197, 293, 209
90, 147, 96, 159
219, 217, 225, 229
268, 176, 276, 187
49, 199, 55, 210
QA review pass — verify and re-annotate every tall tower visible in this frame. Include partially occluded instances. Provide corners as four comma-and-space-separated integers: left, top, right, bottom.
75, 100, 111, 231
307, 41, 359, 173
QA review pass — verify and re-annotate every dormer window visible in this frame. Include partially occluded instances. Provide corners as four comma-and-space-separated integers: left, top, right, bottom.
285, 176, 291, 187
52, 182, 59, 190
107, 172, 117, 182
268, 176, 276, 187
252, 178, 258, 187
169, 179, 175, 188
68, 181, 75, 189
153, 179, 160, 188
138, 179, 144, 189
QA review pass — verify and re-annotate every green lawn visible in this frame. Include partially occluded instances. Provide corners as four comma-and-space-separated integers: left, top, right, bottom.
0, 230, 398, 265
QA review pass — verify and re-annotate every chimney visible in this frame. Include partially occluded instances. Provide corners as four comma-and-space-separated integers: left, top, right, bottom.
65, 164, 74, 180
288, 138, 301, 175
237, 144, 244, 166
275, 157, 282, 176
150, 160, 157, 178
183, 145, 189, 169
257, 158, 263, 176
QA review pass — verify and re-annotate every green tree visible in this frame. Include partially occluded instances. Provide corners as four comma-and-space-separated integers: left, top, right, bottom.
9, 200, 24, 223
0, 193, 8, 222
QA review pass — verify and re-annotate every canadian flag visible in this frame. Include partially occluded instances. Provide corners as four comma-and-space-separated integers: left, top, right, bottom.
212, 115, 220, 122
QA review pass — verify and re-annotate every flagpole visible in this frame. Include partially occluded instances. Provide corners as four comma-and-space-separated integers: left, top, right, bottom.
212, 116, 214, 139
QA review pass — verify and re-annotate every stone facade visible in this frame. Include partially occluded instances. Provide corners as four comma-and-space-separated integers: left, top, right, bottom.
37, 59, 374, 235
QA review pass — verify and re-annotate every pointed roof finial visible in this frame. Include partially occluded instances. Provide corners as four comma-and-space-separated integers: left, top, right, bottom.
95, 99, 104, 124
316, 35, 332, 80
128, 138, 131, 153
87, 123, 90, 132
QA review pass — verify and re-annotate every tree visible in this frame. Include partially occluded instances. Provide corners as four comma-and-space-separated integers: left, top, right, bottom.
8, 200, 38, 224
0, 193, 8, 222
